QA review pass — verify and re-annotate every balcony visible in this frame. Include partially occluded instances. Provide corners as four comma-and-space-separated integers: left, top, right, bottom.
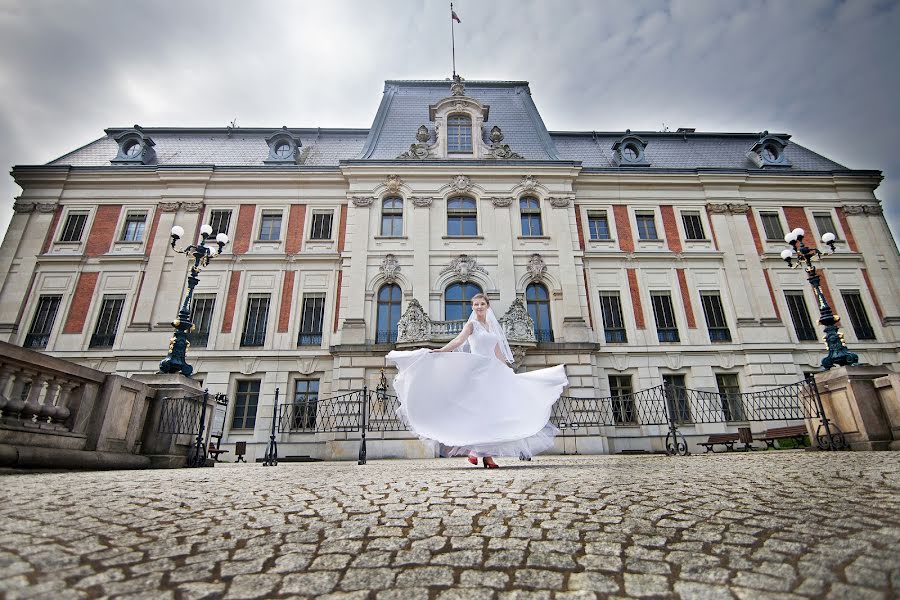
395, 298, 538, 346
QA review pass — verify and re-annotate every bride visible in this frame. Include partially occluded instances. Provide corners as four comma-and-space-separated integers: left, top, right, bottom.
386, 293, 568, 468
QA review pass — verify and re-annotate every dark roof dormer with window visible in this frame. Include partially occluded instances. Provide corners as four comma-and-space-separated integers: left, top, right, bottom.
748, 131, 792, 168
111, 125, 155, 165
265, 126, 304, 164
611, 131, 650, 167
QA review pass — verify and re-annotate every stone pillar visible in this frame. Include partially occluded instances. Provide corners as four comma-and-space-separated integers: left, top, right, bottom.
339, 199, 373, 345
132, 373, 206, 467
813, 366, 896, 450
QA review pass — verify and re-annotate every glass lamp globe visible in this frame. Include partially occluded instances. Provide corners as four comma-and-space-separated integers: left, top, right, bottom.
791, 228, 805, 238
200, 224, 213, 236
216, 233, 229, 245
780, 249, 794, 260
171, 225, 185, 239
822, 232, 836, 244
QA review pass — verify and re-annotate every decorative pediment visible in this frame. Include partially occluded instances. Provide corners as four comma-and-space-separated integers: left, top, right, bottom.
380, 254, 401, 283
441, 254, 487, 282
748, 131, 791, 168
498, 297, 537, 344
396, 299, 431, 343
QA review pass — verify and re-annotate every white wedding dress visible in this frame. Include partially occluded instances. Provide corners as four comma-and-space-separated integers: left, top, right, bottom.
386, 320, 568, 458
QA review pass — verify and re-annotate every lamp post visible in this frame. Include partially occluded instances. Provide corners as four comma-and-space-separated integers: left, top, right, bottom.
780, 228, 859, 370
159, 224, 229, 377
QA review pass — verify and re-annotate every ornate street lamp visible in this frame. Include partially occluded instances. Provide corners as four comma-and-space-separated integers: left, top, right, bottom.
780, 228, 858, 370
159, 224, 229, 376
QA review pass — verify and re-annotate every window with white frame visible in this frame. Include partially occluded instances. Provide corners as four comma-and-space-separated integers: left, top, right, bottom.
90, 295, 125, 348
310, 212, 333, 240
635, 211, 659, 240
447, 197, 477, 236
651, 292, 679, 342
298, 294, 325, 346
520, 197, 543, 236
841, 291, 875, 340
813, 213, 839, 240
59, 211, 88, 242
599, 291, 627, 343
381, 198, 403, 237
258, 211, 282, 241
241, 295, 270, 347
760, 211, 785, 240
587, 211, 611, 240
681, 211, 705, 240
24, 295, 61, 349
447, 114, 473, 153
120, 211, 147, 242
209, 209, 232, 237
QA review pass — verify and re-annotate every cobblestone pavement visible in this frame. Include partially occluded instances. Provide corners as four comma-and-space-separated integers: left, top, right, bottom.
1, 452, 899, 600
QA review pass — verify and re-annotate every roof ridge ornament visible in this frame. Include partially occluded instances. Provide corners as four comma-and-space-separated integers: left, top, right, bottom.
450, 76, 466, 96
397, 124, 437, 160
485, 126, 525, 160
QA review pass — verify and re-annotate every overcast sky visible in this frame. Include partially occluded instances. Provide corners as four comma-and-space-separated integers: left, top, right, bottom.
0, 0, 898, 244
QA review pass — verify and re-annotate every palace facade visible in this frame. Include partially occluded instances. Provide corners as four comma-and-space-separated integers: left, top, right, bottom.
1, 78, 897, 459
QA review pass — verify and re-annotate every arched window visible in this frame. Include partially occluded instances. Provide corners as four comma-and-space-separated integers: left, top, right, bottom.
376, 284, 402, 344
520, 197, 543, 236
526, 283, 553, 342
447, 197, 477, 236
447, 114, 473, 153
381, 197, 403, 237
445, 282, 483, 322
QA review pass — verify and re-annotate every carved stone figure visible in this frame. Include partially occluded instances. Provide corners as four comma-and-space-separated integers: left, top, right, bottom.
397, 144, 430, 160
527, 254, 547, 282
410, 196, 433, 208
488, 144, 525, 160
490, 126, 504, 143
490, 197, 513, 208
441, 254, 487, 282
396, 299, 431, 343
380, 254, 401, 283
520, 175, 539, 191
385, 175, 404, 193
450, 78, 466, 96
416, 125, 430, 143
351, 196, 375, 207
499, 297, 537, 344
450, 175, 472, 192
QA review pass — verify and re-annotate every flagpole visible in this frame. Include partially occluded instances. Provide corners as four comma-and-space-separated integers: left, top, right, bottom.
450, 2, 456, 78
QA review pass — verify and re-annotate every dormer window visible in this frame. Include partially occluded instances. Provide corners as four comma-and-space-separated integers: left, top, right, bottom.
612, 131, 650, 166
447, 115, 473, 153
112, 126, 155, 165
748, 131, 791, 168
265, 126, 303, 164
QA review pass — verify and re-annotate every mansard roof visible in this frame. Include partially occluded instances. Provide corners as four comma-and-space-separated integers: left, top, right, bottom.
37, 79, 867, 176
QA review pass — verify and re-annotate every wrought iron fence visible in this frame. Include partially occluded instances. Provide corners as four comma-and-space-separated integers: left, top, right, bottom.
158, 395, 205, 434
278, 389, 365, 433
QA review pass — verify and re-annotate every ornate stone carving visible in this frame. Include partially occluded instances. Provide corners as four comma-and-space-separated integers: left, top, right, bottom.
182, 201, 204, 213
527, 254, 547, 282
380, 254, 401, 283
549, 197, 572, 208
385, 175, 404, 193
450, 77, 466, 97
441, 254, 487, 282
416, 125, 430, 143
841, 204, 865, 215
397, 144, 430, 160
705, 202, 749, 214
499, 297, 537, 344
510, 346, 528, 370
484, 126, 524, 160
351, 196, 376, 207
410, 196, 433, 208
158, 201, 180, 212
12, 201, 34, 213
490, 197, 513, 208
490, 126, 504, 144
36, 203, 58, 213
450, 175, 472, 192
520, 175, 540, 191
396, 298, 431, 343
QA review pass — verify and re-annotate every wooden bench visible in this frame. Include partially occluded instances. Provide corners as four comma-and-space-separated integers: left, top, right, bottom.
208, 443, 229, 462
758, 425, 809, 449
699, 433, 740, 453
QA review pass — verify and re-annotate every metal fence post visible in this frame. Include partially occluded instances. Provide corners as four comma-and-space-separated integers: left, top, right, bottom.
187, 389, 209, 467
263, 387, 280, 466
663, 383, 689, 456
807, 377, 848, 451
358, 386, 368, 465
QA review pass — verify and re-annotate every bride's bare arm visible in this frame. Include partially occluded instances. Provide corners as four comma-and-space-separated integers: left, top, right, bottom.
494, 344, 508, 364
435, 322, 473, 352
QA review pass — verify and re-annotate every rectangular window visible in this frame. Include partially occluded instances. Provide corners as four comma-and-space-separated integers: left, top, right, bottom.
716, 373, 745, 421
663, 374, 691, 423
599, 291, 627, 343
447, 115, 473, 153
651, 293, 679, 342
59, 212, 88, 242
760, 211, 785, 240
380, 198, 403, 237
700, 292, 731, 342
310, 212, 333, 240
841, 291, 875, 340
608, 375, 635, 425
635, 212, 658, 240
187, 296, 215, 348
813, 213, 838, 241
587, 211, 611, 240
520, 198, 543, 236
447, 198, 477, 236
241, 295, 270, 347
258, 211, 282, 241
120, 211, 147, 242
24, 295, 61, 348
784, 291, 817, 341
209, 210, 232, 237
298, 295, 325, 346
681, 212, 706, 240
89, 295, 125, 348
290, 379, 320, 431
231, 380, 260, 430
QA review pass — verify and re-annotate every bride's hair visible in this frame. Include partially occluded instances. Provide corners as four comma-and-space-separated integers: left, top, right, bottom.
470, 293, 489, 305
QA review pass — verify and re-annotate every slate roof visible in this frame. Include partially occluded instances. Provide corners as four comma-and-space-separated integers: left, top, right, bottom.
41, 79, 860, 175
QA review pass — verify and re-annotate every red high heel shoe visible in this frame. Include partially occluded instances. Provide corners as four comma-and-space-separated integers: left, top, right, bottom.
467, 454, 478, 465
483, 458, 500, 469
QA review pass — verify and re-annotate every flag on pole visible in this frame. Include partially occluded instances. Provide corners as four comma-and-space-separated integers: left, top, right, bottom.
451, 9, 461, 23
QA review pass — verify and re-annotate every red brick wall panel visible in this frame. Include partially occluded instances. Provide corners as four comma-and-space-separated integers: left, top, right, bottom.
232, 205, 256, 255
221, 271, 241, 333
861, 269, 885, 322
574, 204, 585, 250
278, 270, 295, 333
41, 206, 63, 254
582, 268, 593, 329
333, 270, 343, 333
835, 207, 858, 253
613, 205, 634, 253
285, 204, 306, 254
63, 272, 99, 333
705, 207, 720, 251
762, 269, 781, 320
661, 205, 682, 253
627, 269, 645, 329
85, 205, 122, 256
783, 207, 815, 248
746, 212, 764, 255
144, 208, 162, 257
336, 204, 349, 254
676, 268, 696, 328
